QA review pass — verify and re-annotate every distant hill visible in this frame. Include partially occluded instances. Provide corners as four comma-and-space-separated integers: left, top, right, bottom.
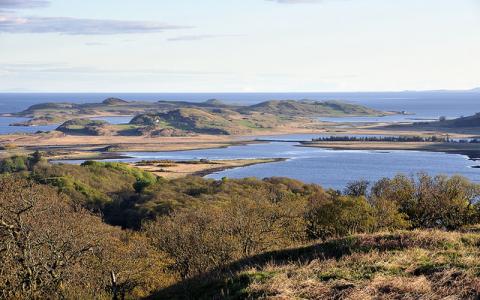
56, 119, 109, 136
102, 98, 129, 105
203, 99, 226, 106
130, 108, 249, 135
440, 113, 480, 127
21, 102, 80, 114
385, 113, 480, 135
241, 100, 385, 117
416, 113, 480, 128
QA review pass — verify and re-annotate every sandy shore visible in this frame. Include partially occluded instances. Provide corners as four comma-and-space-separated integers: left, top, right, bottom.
0, 119, 477, 160
0, 123, 329, 160
130, 158, 285, 179
301, 141, 480, 160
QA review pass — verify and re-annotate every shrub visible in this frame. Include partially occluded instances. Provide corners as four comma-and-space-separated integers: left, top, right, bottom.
0, 155, 28, 173
306, 192, 375, 240
371, 173, 480, 230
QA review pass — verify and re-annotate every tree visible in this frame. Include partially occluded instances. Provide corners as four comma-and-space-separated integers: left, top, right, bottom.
344, 179, 370, 197
134, 177, 152, 193
145, 188, 308, 278
28, 150, 44, 167
305, 191, 375, 240
0, 175, 171, 299
0, 176, 101, 298
145, 208, 235, 279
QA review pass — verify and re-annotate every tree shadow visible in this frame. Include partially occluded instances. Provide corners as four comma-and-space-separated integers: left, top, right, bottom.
148, 232, 415, 299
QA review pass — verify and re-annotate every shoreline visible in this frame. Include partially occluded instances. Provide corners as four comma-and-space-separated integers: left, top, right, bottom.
300, 141, 480, 161
129, 158, 286, 179
191, 158, 287, 177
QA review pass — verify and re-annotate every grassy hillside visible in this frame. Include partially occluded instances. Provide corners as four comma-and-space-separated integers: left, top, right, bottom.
56, 119, 109, 135
155, 229, 480, 299
128, 100, 386, 136
130, 108, 250, 135
386, 113, 480, 135
435, 113, 480, 128
241, 100, 385, 116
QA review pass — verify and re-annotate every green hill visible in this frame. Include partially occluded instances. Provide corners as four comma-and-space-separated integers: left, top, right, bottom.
56, 119, 109, 135
102, 98, 129, 105
387, 113, 480, 135
130, 108, 249, 135
242, 100, 385, 117
436, 113, 480, 128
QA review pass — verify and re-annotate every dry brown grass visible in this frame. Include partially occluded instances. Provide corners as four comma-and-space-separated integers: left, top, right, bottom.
156, 230, 480, 299
240, 230, 480, 299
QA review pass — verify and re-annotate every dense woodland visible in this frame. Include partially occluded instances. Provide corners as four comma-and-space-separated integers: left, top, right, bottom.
1, 153, 480, 299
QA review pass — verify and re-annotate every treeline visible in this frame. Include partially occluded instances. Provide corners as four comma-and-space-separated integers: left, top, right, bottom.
310, 135, 480, 143
1, 154, 480, 299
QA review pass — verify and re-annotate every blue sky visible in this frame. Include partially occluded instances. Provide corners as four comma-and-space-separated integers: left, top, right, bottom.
0, 0, 479, 92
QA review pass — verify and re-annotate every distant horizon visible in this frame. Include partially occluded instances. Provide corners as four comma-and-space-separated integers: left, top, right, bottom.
0, 87, 479, 94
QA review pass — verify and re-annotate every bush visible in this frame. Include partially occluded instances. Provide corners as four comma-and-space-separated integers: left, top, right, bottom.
371, 173, 480, 230
306, 192, 375, 240
0, 155, 28, 173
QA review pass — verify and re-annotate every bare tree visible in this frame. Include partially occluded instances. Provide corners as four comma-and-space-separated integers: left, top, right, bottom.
0, 176, 104, 298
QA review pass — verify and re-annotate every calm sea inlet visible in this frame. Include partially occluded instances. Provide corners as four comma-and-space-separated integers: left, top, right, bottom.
59, 133, 480, 190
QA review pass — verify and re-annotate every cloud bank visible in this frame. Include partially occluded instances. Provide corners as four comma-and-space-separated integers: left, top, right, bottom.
0, 0, 49, 9
0, 15, 191, 35
0, 63, 230, 76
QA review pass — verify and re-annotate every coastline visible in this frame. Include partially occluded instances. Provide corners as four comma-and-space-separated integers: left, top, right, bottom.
191, 158, 287, 177
300, 141, 480, 161
129, 158, 286, 179
1, 116, 478, 161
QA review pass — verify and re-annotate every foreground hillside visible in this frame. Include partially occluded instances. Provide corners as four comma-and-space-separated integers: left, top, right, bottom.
1, 154, 480, 299
156, 229, 480, 299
